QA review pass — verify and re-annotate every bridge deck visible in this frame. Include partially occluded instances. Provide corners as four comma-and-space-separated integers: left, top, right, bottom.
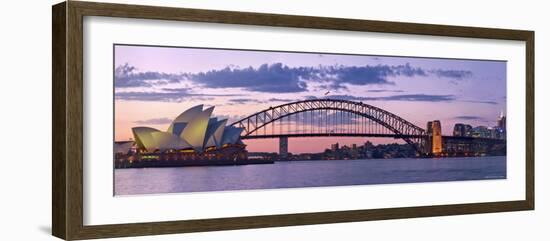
242, 133, 426, 139
241, 133, 504, 143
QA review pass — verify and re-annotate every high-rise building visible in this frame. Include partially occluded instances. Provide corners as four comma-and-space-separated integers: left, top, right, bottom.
453, 123, 473, 137
453, 123, 465, 136
331, 142, 339, 152
497, 111, 506, 131
453, 123, 477, 137
464, 124, 473, 137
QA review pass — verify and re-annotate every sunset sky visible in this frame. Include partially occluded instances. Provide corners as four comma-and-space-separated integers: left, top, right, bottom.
114, 44, 506, 153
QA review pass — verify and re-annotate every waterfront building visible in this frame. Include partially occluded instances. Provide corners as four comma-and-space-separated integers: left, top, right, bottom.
453, 123, 473, 137
465, 124, 473, 137
363, 141, 373, 148
493, 127, 506, 140
131, 104, 245, 153
472, 126, 491, 138
453, 123, 462, 136
114, 105, 248, 167
331, 143, 339, 152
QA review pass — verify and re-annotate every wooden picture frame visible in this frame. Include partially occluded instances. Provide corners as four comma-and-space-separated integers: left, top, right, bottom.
52, 1, 534, 240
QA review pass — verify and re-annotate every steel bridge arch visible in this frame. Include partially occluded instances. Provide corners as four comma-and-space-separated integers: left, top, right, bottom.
230, 99, 427, 153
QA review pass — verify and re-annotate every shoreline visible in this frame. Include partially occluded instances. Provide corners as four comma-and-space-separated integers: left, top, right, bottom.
114, 158, 273, 169
114, 155, 506, 169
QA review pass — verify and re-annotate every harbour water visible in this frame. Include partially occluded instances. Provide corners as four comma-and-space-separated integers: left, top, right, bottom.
114, 156, 506, 195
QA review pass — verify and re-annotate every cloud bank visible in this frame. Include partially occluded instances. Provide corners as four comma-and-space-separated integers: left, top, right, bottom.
115, 87, 238, 102
115, 63, 187, 88
307, 94, 456, 102
115, 63, 473, 93
454, 115, 486, 121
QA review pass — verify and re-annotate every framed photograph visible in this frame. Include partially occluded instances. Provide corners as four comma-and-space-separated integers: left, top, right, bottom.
52, 1, 534, 240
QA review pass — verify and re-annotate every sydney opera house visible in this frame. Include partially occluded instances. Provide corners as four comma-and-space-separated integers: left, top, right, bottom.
114, 105, 250, 168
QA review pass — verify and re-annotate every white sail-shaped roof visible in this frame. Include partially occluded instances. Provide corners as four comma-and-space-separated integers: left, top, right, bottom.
131, 105, 243, 153
167, 104, 203, 134
132, 127, 161, 152
204, 119, 227, 148
151, 132, 191, 151
180, 106, 214, 151
221, 126, 244, 145
170, 122, 187, 137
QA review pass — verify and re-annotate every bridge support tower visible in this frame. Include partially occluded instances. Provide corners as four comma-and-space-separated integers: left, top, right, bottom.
279, 136, 288, 159
425, 120, 443, 156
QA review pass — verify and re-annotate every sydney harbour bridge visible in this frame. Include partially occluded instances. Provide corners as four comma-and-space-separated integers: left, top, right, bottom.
230, 99, 505, 157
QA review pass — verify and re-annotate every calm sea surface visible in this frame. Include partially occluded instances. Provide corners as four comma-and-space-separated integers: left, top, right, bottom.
114, 156, 506, 195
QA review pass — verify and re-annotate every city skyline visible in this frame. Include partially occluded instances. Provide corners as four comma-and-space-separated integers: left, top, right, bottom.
114, 44, 506, 154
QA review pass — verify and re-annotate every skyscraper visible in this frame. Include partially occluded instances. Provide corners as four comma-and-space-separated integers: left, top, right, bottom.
453, 123, 473, 137
497, 111, 506, 131
453, 123, 465, 136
